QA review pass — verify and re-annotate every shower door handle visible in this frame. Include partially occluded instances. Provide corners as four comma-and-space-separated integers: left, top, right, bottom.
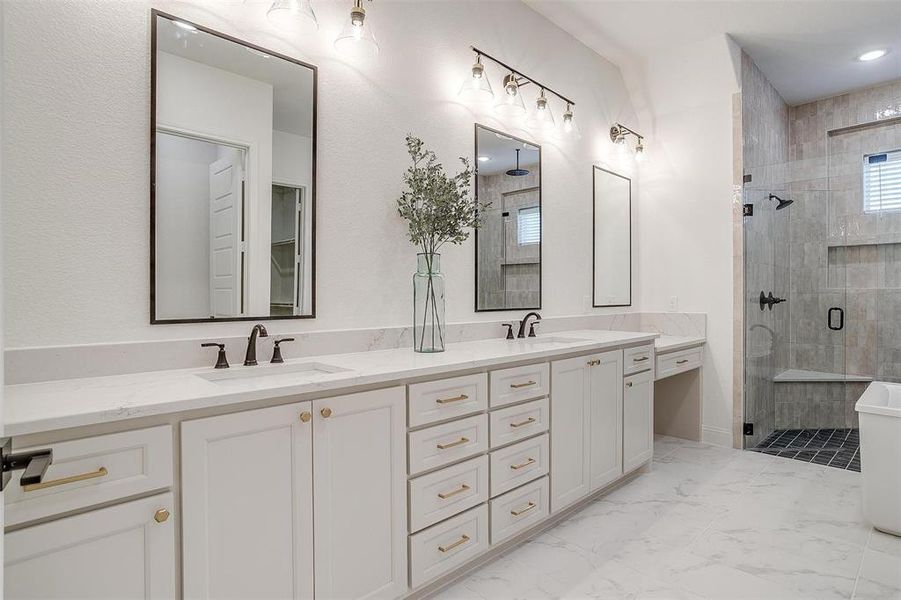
828, 307, 844, 331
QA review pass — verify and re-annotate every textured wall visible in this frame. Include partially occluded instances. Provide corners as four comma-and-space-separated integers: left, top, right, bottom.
1, 0, 639, 349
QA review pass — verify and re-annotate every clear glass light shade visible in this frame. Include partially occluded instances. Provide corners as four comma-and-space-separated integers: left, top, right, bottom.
634, 143, 646, 162
267, 0, 318, 31
459, 62, 494, 103
334, 10, 379, 57
527, 94, 556, 131
560, 107, 581, 139
495, 92, 526, 118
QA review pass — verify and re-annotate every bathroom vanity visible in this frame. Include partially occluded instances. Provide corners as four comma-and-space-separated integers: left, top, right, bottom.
3, 330, 657, 599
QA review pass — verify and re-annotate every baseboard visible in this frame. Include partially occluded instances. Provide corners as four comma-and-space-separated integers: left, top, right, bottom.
701, 425, 733, 448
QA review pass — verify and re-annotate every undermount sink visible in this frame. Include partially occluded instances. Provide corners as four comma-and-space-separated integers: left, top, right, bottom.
516, 336, 587, 346
197, 361, 351, 384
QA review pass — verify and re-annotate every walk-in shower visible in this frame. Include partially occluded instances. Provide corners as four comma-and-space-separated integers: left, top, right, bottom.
739, 56, 901, 472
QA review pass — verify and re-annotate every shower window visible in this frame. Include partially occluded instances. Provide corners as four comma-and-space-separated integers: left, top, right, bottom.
864, 149, 901, 213
518, 206, 541, 245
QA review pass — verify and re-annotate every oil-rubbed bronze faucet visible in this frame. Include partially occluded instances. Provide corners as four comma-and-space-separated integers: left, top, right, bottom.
243, 324, 269, 366
517, 312, 542, 338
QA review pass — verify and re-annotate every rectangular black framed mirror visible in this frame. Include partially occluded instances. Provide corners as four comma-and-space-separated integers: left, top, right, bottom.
150, 10, 316, 324
592, 166, 631, 307
474, 124, 542, 312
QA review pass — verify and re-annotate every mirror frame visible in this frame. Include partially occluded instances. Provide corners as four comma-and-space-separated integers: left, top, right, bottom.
592, 166, 632, 307
149, 9, 318, 324
473, 123, 542, 313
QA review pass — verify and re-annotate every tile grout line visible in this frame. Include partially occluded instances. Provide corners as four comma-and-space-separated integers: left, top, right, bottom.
849, 528, 874, 599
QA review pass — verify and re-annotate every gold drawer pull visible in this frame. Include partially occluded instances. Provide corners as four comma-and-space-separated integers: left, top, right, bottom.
676, 359, 690, 365
511, 501, 537, 516
438, 534, 470, 553
510, 457, 536, 470
633, 356, 650, 362
510, 416, 536, 428
436, 437, 470, 450
438, 483, 471, 499
436, 394, 469, 405
23, 466, 108, 492
587, 359, 600, 366
510, 380, 537, 389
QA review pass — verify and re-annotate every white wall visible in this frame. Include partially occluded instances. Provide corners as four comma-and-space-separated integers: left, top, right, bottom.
627, 35, 741, 446
157, 50, 274, 314
2, 0, 641, 349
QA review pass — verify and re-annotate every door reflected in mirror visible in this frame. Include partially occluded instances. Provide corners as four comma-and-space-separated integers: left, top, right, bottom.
151, 11, 316, 323
475, 125, 542, 312
592, 166, 631, 307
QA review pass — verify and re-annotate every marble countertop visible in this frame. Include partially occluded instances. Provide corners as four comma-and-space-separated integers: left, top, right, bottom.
4, 329, 658, 437
655, 335, 706, 354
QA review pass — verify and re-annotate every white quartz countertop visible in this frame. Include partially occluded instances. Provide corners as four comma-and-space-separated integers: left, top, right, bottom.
4, 329, 658, 437
655, 335, 706, 354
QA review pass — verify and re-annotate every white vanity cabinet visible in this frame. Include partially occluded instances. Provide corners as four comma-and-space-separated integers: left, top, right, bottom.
181, 386, 407, 600
551, 347, 650, 513
623, 369, 654, 473
5, 493, 176, 600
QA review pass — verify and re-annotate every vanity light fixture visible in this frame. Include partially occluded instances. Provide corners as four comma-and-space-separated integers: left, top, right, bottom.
459, 55, 494, 103
462, 47, 575, 132
610, 122, 646, 160
267, 0, 318, 31
334, 0, 379, 57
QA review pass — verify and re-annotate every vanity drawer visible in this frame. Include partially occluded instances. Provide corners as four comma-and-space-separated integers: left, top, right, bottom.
489, 363, 549, 408
656, 346, 703, 380
5, 426, 173, 527
489, 397, 549, 448
489, 434, 549, 497
408, 414, 488, 476
409, 455, 489, 533
490, 476, 549, 545
409, 373, 488, 427
409, 504, 489, 589
624, 344, 654, 376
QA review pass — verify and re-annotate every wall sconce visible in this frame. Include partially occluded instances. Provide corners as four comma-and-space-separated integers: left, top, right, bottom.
334, 0, 379, 57
459, 47, 577, 136
610, 123, 645, 161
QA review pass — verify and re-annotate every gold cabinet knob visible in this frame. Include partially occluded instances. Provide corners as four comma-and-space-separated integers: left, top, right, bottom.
320, 407, 332, 418
154, 508, 170, 523
300, 411, 312, 423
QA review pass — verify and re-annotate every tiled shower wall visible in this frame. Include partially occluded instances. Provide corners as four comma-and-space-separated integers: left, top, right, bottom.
741, 51, 790, 447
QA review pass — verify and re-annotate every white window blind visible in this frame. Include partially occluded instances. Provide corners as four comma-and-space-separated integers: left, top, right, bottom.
864, 151, 901, 213
517, 206, 540, 245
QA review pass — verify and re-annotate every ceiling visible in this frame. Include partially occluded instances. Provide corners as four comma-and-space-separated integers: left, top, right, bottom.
476, 128, 540, 176
157, 15, 314, 136
526, 1, 901, 106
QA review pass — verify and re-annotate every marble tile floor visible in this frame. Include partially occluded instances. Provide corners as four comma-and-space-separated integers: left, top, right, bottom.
751, 428, 861, 472
432, 435, 900, 600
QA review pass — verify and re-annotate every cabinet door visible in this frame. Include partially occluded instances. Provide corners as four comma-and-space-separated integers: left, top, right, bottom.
5, 493, 176, 599
181, 402, 314, 600
550, 356, 591, 512
313, 387, 407, 600
589, 350, 624, 491
623, 370, 654, 473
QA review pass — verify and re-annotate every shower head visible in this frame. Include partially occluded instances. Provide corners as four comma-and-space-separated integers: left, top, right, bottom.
506, 148, 530, 177
768, 194, 794, 210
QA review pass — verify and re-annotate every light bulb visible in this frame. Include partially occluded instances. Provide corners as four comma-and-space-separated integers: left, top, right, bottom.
268, 0, 318, 32
527, 89, 556, 131
504, 73, 519, 97
335, 0, 379, 57
495, 73, 526, 118
459, 56, 494, 103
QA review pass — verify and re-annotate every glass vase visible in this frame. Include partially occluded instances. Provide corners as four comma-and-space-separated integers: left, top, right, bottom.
413, 253, 446, 353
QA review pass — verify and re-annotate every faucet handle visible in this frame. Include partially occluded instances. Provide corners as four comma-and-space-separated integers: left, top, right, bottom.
271, 338, 296, 364
201, 343, 229, 369
501, 324, 514, 340
528, 322, 540, 337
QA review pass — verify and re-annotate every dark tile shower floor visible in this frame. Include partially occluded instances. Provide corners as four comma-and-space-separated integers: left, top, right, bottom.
750, 428, 860, 472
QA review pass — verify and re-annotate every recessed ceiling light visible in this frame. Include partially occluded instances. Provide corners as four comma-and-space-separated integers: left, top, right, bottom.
173, 21, 198, 32
858, 49, 888, 62
477, 156, 490, 162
